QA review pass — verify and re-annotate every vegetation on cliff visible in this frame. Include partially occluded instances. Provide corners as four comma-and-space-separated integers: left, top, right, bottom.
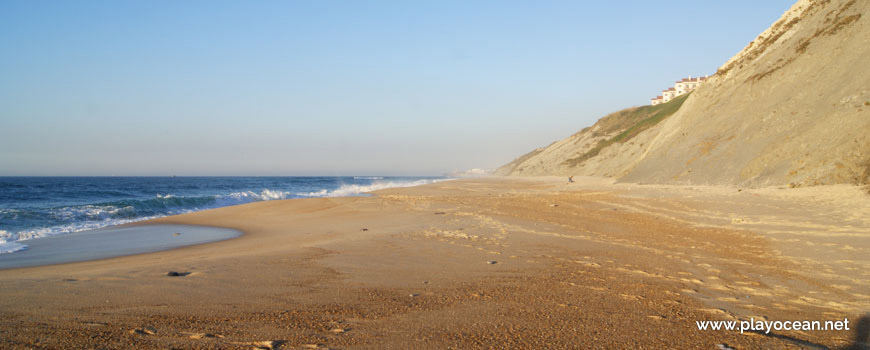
563, 93, 689, 167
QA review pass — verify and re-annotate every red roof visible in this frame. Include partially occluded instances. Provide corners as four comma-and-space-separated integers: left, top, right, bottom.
675, 77, 708, 83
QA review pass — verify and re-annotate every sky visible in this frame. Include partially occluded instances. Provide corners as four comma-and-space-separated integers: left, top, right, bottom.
0, 0, 796, 176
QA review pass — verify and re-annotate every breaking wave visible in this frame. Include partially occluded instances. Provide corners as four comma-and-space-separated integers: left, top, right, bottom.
0, 231, 27, 254
297, 179, 446, 197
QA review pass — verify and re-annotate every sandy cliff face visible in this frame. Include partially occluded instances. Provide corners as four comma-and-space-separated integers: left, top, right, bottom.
497, 0, 870, 187
494, 94, 690, 176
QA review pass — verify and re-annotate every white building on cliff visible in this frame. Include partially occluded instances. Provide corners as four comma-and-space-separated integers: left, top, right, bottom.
651, 75, 708, 105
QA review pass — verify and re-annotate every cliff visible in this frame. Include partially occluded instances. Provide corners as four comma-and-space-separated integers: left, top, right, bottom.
497, 0, 870, 187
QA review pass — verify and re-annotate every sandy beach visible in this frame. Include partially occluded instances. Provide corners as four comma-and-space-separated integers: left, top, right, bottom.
3, 0, 868, 349
1, 177, 868, 349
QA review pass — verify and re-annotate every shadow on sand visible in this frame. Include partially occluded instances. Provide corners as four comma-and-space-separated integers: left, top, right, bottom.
839, 315, 869, 350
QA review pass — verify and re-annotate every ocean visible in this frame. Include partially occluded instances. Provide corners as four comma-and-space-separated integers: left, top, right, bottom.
0, 176, 448, 254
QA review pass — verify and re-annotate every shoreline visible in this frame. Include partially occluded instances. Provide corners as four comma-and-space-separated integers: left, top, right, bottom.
1, 176, 867, 349
0, 224, 242, 270
0, 176, 455, 265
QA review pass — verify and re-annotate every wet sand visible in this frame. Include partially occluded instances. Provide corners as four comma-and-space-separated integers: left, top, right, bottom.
0, 177, 868, 349
0, 224, 241, 269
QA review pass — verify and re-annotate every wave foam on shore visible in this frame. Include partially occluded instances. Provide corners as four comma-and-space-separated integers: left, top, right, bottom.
0, 178, 451, 254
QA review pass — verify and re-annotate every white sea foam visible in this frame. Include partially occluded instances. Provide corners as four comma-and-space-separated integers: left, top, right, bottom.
0, 214, 174, 246
0, 231, 28, 254
0, 241, 27, 254
53, 204, 136, 220
0, 190, 297, 252
216, 189, 294, 206
298, 178, 449, 197
0, 178, 451, 254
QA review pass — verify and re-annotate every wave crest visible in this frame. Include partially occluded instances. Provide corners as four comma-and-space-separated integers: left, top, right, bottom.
298, 179, 446, 197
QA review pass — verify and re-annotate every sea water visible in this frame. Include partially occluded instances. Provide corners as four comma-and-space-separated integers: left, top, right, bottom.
0, 176, 448, 255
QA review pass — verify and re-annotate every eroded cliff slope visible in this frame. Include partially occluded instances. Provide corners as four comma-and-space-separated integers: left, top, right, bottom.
497, 0, 870, 187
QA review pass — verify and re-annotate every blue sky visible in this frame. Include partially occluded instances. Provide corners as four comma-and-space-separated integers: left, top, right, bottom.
0, 1, 795, 176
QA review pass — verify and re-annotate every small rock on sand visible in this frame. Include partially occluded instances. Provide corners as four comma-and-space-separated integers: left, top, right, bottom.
167, 271, 190, 277
360, 228, 368, 231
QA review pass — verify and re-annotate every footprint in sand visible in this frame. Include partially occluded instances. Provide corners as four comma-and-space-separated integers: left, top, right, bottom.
253, 340, 285, 350
771, 302, 800, 311
182, 332, 224, 339
231, 340, 286, 350
699, 308, 737, 320
129, 327, 157, 335
619, 294, 644, 301
573, 260, 601, 268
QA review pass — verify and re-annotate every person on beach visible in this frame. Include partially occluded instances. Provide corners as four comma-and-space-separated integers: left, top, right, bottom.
568, 176, 574, 183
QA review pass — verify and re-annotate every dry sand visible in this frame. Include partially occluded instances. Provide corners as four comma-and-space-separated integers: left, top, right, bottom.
1, 177, 868, 349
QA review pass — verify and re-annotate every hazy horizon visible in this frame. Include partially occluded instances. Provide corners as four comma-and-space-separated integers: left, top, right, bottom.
0, 174, 447, 178
1, 1, 794, 176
